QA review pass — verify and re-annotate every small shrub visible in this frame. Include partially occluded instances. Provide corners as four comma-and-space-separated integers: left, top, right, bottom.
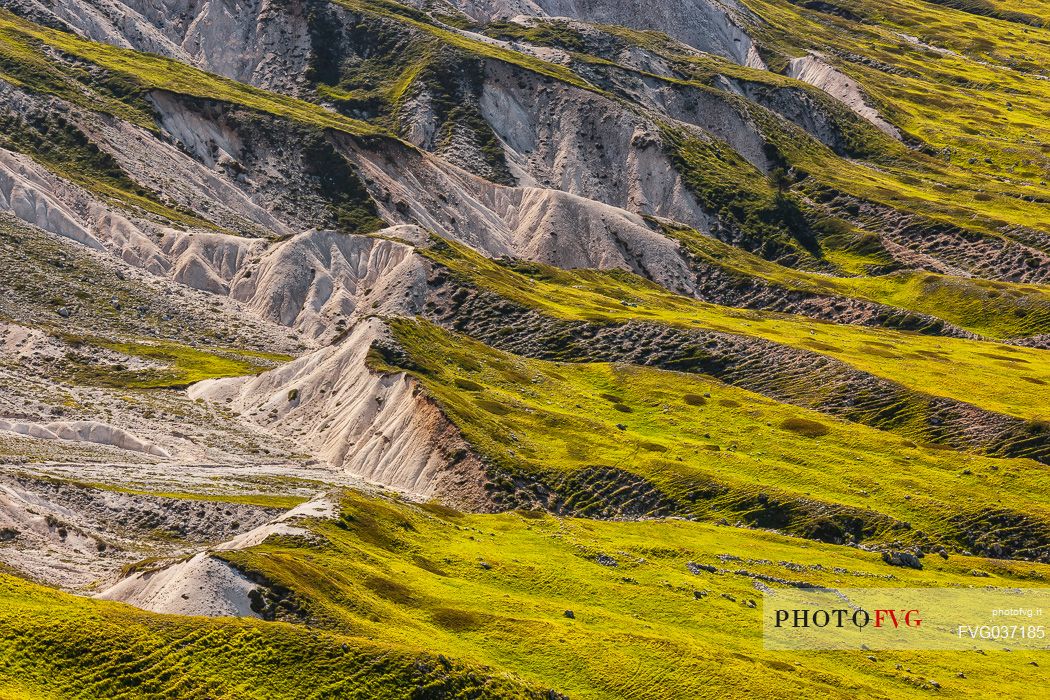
476, 399, 510, 415
639, 442, 668, 452
781, 418, 830, 438
454, 378, 484, 391
431, 607, 484, 631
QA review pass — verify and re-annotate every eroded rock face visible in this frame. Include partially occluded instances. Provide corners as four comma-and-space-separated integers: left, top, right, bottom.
0, 0, 1045, 614
0, 419, 170, 457
0, 477, 279, 590
477, 61, 717, 229
22, 0, 314, 93
786, 55, 901, 139
229, 228, 429, 339
439, 0, 766, 67
188, 318, 492, 507
97, 552, 264, 617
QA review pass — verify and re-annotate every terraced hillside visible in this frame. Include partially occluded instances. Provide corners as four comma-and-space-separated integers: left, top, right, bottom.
0, 0, 1047, 697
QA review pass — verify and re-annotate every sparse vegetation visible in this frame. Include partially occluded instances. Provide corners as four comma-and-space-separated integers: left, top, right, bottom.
0, 10, 386, 138
56, 335, 290, 389
424, 238, 1050, 422
0, 569, 548, 699
0, 1, 1047, 697
373, 318, 1050, 552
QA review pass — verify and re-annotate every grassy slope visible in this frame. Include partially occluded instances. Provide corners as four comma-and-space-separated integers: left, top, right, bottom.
378, 318, 1050, 548
392, 7, 1050, 334
332, 0, 601, 93
0, 572, 546, 699
476, 2, 1050, 247
0, 214, 293, 391
56, 336, 291, 390
219, 491, 1050, 700
4, 4, 1046, 314
49, 480, 309, 509
424, 239, 1050, 422
0, 4, 1044, 696
664, 224, 1050, 339
741, 0, 1050, 234
7, 489, 1048, 698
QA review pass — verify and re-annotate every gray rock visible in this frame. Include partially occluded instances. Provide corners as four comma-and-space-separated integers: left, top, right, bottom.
881, 550, 923, 569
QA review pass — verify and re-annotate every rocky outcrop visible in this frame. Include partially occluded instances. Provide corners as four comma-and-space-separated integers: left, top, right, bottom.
0, 419, 171, 457
188, 319, 492, 505
18, 0, 314, 94
94, 495, 335, 617
786, 54, 901, 139
229, 227, 429, 339
0, 476, 278, 590
439, 0, 767, 67
96, 552, 263, 617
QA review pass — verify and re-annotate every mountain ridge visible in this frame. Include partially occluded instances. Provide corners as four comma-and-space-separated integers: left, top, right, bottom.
0, 0, 1048, 697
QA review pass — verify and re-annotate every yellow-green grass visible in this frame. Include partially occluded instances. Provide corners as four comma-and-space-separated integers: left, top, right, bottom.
60, 335, 292, 389
0, 9, 390, 232
218, 490, 1050, 700
0, 20, 151, 129
503, 3, 1050, 239
56, 479, 309, 510
0, 571, 544, 699
666, 224, 1050, 339
0, 32, 218, 229
740, 0, 1050, 233
485, 3, 1050, 239
7, 488, 1048, 698
380, 318, 1050, 546
333, 0, 601, 93
424, 238, 1050, 421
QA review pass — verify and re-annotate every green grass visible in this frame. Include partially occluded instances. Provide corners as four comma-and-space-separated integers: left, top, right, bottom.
0, 10, 391, 233
660, 126, 823, 264
56, 480, 309, 509
0, 572, 547, 699
214, 490, 1050, 700
375, 318, 1050, 552
663, 223, 1050, 339
7, 488, 1049, 698
0, 109, 214, 230
739, 0, 1050, 235
58, 335, 292, 389
333, 0, 601, 93
491, 3, 1050, 246
923, 0, 1045, 26
424, 238, 1050, 422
